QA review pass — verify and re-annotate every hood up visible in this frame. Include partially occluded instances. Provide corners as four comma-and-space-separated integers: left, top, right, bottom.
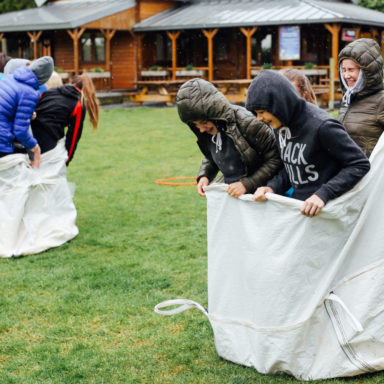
338, 38, 383, 99
245, 70, 306, 127
57, 84, 81, 100
13, 66, 39, 90
176, 78, 233, 129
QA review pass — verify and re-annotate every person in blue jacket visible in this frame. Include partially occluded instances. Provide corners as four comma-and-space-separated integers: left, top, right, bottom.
245, 70, 370, 217
4, 58, 49, 96
0, 56, 54, 167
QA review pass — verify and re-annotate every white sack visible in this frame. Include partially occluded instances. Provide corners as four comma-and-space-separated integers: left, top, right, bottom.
0, 139, 78, 258
156, 134, 384, 380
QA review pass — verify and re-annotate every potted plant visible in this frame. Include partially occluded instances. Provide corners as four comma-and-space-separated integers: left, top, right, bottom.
55, 67, 69, 80
84, 67, 110, 79
301, 62, 327, 76
304, 62, 315, 69
262, 63, 273, 69
141, 65, 168, 77
176, 64, 205, 77
251, 63, 273, 76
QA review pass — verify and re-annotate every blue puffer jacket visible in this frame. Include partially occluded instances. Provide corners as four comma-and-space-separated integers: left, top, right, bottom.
0, 66, 39, 153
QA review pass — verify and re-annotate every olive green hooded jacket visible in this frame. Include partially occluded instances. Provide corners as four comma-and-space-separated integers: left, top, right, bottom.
176, 78, 282, 193
338, 38, 384, 157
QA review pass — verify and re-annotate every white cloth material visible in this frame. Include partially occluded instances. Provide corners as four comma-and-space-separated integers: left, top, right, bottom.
340, 67, 365, 106
155, 133, 384, 380
0, 139, 78, 257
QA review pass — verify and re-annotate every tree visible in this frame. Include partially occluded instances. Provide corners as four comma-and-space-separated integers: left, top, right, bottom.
358, 0, 384, 13
0, 0, 36, 14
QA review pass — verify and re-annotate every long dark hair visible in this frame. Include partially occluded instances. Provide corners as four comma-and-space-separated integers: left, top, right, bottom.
280, 68, 317, 105
71, 74, 99, 130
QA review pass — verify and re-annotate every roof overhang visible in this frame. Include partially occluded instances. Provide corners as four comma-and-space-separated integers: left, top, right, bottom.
0, 0, 136, 32
133, 0, 384, 32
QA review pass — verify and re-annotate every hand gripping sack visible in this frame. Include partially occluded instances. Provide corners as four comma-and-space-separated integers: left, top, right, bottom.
155, 134, 384, 380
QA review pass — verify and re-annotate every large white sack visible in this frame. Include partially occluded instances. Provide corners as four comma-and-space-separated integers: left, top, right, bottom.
156, 134, 384, 380
0, 139, 78, 258
0, 154, 32, 257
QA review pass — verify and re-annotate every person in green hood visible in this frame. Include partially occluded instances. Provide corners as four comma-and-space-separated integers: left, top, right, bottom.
338, 38, 384, 158
176, 78, 282, 198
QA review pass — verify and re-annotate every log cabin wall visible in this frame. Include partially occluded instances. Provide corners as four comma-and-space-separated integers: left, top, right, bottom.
212, 28, 247, 80
83, 8, 135, 30
50, 1, 178, 90
52, 30, 75, 71
50, 6, 137, 90
111, 31, 136, 89
137, 0, 178, 22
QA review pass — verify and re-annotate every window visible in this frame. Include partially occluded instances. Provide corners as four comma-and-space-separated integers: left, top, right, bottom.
261, 34, 272, 64
80, 32, 105, 63
155, 33, 172, 66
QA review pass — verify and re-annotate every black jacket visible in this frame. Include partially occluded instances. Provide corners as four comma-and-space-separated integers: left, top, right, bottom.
31, 85, 86, 164
246, 70, 370, 203
176, 78, 282, 193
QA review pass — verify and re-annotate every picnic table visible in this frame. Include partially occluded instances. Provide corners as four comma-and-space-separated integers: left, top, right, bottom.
129, 79, 254, 105
213, 79, 252, 103
129, 80, 186, 105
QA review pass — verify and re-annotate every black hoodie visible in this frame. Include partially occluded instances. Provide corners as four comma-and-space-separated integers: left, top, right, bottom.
246, 70, 370, 203
31, 84, 85, 164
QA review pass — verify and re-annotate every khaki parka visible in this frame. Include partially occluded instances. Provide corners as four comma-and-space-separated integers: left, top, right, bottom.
176, 78, 282, 193
338, 38, 384, 157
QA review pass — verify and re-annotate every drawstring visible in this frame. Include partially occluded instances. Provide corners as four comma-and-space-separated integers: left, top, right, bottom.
212, 132, 222, 153
278, 127, 291, 148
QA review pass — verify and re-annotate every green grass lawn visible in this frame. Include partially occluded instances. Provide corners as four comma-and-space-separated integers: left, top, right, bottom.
0, 106, 383, 383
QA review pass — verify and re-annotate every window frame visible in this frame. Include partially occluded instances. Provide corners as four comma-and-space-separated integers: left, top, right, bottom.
80, 31, 106, 65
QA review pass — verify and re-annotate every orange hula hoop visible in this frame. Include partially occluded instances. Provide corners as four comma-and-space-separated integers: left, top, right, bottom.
155, 176, 197, 186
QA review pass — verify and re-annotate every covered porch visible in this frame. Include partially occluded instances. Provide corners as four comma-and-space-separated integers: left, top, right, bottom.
133, 0, 384, 106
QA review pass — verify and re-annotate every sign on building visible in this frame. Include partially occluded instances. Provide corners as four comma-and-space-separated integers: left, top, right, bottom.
279, 26, 300, 61
342, 28, 356, 41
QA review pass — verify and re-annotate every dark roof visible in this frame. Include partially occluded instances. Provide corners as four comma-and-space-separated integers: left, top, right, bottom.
134, 0, 384, 31
0, 0, 136, 32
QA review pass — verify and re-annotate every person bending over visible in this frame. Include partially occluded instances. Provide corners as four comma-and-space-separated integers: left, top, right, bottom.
176, 78, 282, 198
0, 56, 54, 167
31, 74, 99, 165
245, 70, 370, 217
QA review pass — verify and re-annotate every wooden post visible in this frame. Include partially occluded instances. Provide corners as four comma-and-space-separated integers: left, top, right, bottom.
27, 31, 42, 59
355, 26, 361, 40
381, 31, 384, 60
203, 29, 218, 81
325, 24, 341, 76
240, 27, 257, 79
0, 34, 4, 54
136, 33, 143, 81
41, 39, 51, 57
329, 57, 335, 110
167, 31, 180, 80
67, 27, 86, 75
100, 29, 116, 73
370, 28, 379, 42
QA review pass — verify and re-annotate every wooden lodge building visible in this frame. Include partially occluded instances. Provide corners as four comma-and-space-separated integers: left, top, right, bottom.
0, 0, 384, 105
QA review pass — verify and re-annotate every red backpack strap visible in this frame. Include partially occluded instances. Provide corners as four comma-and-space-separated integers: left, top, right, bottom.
67, 99, 83, 162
